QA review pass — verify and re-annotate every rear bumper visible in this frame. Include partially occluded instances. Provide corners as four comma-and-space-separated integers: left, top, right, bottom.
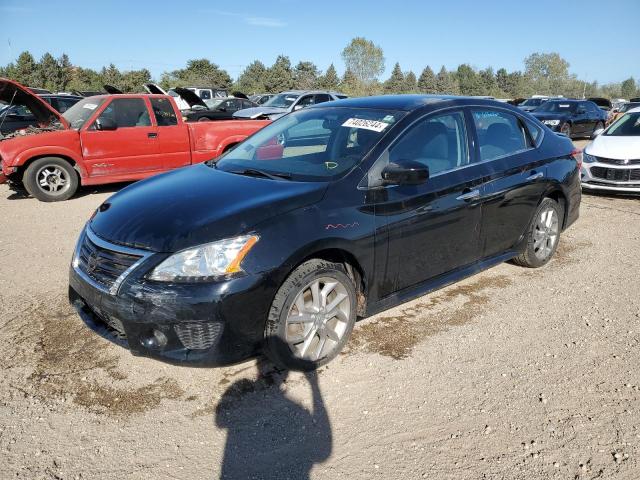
69, 261, 273, 367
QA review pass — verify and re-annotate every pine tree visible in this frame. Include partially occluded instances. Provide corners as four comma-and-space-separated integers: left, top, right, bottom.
235, 60, 267, 94
456, 64, 482, 96
293, 61, 320, 90
340, 69, 360, 96
404, 71, 417, 93
318, 63, 340, 90
479, 67, 496, 96
435, 66, 458, 95
264, 55, 294, 92
384, 62, 405, 93
37, 53, 61, 91
13, 51, 39, 87
417, 66, 437, 93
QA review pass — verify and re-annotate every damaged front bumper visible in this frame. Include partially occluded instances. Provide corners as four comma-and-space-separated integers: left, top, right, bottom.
68, 229, 272, 366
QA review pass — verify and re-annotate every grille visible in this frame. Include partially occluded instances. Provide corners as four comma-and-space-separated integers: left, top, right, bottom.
174, 322, 223, 350
590, 167, 640, 182
77, 233, 142, 290
596, 156, 640, 166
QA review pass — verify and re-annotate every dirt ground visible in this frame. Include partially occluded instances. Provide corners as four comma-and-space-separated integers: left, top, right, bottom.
2, 140, 640, 479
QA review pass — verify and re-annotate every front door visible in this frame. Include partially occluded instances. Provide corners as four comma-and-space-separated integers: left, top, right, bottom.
371, 109, 484, 296
80, 97, 160, 179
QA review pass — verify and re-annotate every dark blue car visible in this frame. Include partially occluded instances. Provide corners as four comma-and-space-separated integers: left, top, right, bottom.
532, 99, 607, 138
69, 95, 582, 370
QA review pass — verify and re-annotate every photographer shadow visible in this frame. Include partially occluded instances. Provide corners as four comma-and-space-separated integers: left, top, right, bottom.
215, 352, 332, 480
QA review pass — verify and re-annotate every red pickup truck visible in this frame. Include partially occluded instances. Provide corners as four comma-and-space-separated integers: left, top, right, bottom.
0, 78, 269, 201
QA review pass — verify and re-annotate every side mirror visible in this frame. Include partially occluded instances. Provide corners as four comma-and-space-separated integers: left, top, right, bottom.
591, 128, 604, 139
95, 117, 117, 131
293, 104, 304, 111
382, 161, 429, 186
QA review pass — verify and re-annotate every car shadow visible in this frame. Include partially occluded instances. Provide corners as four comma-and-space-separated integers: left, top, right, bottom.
215, 350, 332, 479
4, 182, 132, 201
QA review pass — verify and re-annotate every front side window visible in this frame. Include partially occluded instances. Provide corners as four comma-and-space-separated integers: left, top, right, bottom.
472, 110, 528, 161
150, 98, 178, 126
389, 111, 469, 176
524, 118, 543, 147
215, 107, 404, 181
96, 98, 151, 128
296, 96, 315, 108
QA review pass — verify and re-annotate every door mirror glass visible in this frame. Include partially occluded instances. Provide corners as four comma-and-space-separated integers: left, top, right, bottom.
382, 161, 429, 186
293, 104, 304, 111
592, 128, 604, 139
95, 117, 117, 131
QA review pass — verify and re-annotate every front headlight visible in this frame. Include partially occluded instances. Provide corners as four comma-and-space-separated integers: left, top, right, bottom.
148, 235, 259, 282
583, 152, 597, 163
543, 119, 560, 126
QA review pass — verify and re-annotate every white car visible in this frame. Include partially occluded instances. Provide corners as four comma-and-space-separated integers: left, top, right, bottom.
581, 107, 640, 193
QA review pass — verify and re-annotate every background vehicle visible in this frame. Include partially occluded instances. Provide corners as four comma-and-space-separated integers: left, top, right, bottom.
233, 90, 347, 120
249, 93, 275, 105
517, 97, 550, 112
0, 78, 269, 201
0, 94, 82, 135
69, 95, 581, 370
608, 101, 640, 125
532, 99, 607, 138
184, 86, 228, 100
581, 107, 640, 193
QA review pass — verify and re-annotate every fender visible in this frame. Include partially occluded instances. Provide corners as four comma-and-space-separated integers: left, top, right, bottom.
14, 145, 87, 178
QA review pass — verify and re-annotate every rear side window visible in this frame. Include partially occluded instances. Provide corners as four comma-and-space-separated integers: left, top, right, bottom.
390, 110, 469, 176
472, 110, 528, 161
150, 98, 178, 126
97, 98, 151, 128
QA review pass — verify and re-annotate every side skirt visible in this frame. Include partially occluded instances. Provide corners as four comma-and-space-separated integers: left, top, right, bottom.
364, 250, 518, 318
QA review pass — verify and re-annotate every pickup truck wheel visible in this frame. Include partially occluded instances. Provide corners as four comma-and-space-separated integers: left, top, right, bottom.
512, 198, 563, 268
23, 157, 78, 202
264, 259, 357, 370
197, 117, 211, 122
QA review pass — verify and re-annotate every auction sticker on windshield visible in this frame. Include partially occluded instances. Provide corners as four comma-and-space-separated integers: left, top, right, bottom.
342, 118, 389, 132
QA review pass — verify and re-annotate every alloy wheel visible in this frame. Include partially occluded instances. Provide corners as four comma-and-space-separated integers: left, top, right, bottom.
36, 165, 70, 196
285, 277, 351, 361
533, 207, 559, 260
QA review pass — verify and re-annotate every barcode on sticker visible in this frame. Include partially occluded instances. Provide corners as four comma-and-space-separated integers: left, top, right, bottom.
342, 118, 389, 132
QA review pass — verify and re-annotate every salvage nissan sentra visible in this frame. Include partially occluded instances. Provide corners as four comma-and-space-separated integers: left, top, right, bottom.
69, 95, 581, 370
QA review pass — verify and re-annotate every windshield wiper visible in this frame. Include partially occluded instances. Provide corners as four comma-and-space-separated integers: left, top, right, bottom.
230, 168, 292, 181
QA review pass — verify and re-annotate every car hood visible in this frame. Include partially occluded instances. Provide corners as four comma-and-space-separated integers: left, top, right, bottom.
89, 164, 327, 252
532, 112, 568, 121
0, 77, 68, 129
173, 87, 208, 109
585, 135, 640, 160
233, 106, 288, 119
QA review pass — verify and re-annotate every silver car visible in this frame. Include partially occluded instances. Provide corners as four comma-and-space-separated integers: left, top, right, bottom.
233, 90, 347, 120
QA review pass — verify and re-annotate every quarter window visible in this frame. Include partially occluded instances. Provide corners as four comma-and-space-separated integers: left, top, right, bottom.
150, 98, 178, 126
390, 111, 469, 176
523, 118, 543, 147
96, 98, 151, 128
472, 110, 528, 161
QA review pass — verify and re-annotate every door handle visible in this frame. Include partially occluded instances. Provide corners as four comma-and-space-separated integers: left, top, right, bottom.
527, 172, 544, 181
456, 189, 480, 201
148, 132, 158, 139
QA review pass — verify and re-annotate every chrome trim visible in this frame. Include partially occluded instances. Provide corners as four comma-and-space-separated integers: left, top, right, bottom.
527, 172, 544, 181
456, 189, 480, 201
72, 226, 154, 296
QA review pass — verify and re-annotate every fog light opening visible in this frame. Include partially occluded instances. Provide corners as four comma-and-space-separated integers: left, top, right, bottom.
140, 329, 168, 350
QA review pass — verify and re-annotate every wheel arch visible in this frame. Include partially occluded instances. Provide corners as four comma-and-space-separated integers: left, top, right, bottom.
18, 154, 82, 183
542, 187, 568, 229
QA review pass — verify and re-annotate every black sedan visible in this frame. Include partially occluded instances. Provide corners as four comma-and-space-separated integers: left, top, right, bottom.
532, 99, 607, 138
69, 95, 581, 370
176, 88, 257, 122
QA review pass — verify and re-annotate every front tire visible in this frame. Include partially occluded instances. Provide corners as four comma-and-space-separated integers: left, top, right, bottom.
264, 259, 357, 370
512, 198, 563, 268
23, 157, 78, 202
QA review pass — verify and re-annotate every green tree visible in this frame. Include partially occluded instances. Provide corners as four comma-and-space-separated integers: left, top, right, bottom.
384, 62, 405, 93
404, 71, 417, 93
435, 66, 458, 94
478, 67, 497, 95
417, 66, 437, 93
456, 64, 482, 95
13, 51, 39, 86
162, 59, 232, 89
264, 55, 294, 92
57, 53, 72, 91
621, 77, 637, 99
121, 69, 152, 92
67, 67, 103, 91
496, 68, 509, 94
37, 53, 61, 91
341, 37, 385, 88
318, 63, 340, 90
293, 61, 320, 90
340, 68, 362, 97
234, 60, 267, 94
100, 63, 122, 88
524, 52, 570, 94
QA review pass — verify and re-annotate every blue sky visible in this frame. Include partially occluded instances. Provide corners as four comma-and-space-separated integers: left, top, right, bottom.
0, 0, 638, 84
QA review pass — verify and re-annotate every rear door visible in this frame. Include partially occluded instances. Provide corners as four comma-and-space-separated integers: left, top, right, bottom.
149, 97, 191, 169
80, 97, 161, 178
472, 108, 548, 258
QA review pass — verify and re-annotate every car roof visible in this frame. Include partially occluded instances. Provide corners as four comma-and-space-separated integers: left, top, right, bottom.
309, 94, 518, 112
40, 94, 83, 100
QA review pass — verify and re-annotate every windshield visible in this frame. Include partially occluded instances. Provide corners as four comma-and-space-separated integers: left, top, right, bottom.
262, 93, 300, 109
62, 97, 105, 129
620, 103, 640, 113
605, 112, 640, 137
536, 101, 577, 113
521, 98, 546, 106
204, 99, 224, 109
215, 107, 404, 181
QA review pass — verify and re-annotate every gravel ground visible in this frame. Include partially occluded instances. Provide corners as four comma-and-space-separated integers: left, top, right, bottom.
1, 140, 640, 479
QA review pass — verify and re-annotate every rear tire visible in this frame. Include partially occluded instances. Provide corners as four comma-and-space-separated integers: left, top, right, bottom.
264, 259, 357, 370
23, 157, 78, 202
512, 198, 563, 268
